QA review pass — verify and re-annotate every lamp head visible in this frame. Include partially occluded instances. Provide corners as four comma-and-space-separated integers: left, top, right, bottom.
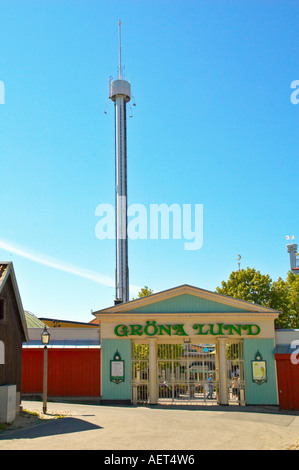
41, 325, 50, 345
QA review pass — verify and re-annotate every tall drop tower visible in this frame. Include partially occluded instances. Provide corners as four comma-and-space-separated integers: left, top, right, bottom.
109, 20, 131, 303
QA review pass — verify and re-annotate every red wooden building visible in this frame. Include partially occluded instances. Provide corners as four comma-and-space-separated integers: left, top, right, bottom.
0, 262, 28, 421
22, 323, 101, 400
275, 329, 299, 411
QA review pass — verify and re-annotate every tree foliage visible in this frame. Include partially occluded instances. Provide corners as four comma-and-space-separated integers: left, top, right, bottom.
136, 286, 154, 298
270, 272, 299, 328
216, 267, 299, 329
131, 286, 154, 301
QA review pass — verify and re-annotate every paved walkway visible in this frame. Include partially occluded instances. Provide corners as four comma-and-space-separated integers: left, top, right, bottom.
0, 401, 299, 450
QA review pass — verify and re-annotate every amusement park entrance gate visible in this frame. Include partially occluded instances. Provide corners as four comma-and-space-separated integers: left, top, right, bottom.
132, 341, 245, 405
132, 343, 214, 405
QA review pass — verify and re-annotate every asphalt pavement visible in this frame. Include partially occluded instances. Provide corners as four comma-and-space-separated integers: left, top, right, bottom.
0, 400, 299, 451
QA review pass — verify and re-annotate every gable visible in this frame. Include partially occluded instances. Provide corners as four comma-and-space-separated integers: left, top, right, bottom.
0, 263, 28, 342
94, 284, 281, 317
126, 293, 248, 314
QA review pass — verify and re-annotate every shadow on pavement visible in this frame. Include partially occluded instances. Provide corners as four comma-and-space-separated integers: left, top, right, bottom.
147, 404, 299, 416
0, 417, 102, 440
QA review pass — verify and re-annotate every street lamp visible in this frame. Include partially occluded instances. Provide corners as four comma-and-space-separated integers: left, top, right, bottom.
41, 325, 50, 414
41, 325, 50, 346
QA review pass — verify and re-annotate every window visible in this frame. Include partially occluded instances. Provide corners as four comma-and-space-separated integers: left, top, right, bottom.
0, 298, 6, 321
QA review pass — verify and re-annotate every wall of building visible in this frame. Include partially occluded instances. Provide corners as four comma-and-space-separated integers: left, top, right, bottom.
101, 339, 131, 403
275, 355, 299, 410
0, 277, 25, 407
243, 338, 278, 405
274, 329, 299, 410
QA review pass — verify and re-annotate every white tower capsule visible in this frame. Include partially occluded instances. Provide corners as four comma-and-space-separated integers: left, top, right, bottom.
109, 20, 131, 303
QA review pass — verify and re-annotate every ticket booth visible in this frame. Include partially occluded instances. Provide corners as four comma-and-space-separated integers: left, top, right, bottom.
94, 285, 280, 406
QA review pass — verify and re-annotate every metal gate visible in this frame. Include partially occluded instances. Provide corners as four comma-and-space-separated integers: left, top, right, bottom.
131, 342, 245, 405
131, 344, 149, 404
226, 341, 246, 405
157, 343, 218, 404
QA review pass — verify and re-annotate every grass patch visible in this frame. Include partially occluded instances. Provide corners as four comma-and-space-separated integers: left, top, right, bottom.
0, 407, 71, 433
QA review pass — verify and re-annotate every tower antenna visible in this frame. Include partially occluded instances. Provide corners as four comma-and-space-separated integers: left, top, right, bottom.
237, 254, 241, 271
118, 19, 122, 79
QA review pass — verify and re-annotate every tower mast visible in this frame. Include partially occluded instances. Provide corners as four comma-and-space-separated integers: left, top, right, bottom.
109, 20, 131, 303
118, 19, 122, 79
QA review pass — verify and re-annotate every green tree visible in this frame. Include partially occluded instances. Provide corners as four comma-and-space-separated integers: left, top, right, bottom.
271, 272, 299, 328
216, 267, 299, 329
216, 268, 273, 306
136, 286, 154, 298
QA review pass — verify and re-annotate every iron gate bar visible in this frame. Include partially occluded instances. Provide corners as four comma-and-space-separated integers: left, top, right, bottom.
226, 341, 246, 406
132, 344, 149, 404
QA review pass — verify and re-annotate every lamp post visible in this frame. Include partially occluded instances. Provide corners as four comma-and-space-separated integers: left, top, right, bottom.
41, 325, 50, 414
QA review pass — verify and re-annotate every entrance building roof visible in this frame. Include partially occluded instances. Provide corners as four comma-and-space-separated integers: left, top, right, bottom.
93, 284, 281, 318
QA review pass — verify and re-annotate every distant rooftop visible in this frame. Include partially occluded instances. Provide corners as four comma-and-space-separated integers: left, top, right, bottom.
40, 318, 98, 328
25, 311, 46, 328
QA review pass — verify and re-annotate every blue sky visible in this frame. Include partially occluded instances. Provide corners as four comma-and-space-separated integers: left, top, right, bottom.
0, 0, 298, 322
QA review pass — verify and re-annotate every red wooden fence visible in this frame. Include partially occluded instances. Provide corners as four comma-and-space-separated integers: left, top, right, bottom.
22, 348, 101, 397
275, 354, 299, 411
